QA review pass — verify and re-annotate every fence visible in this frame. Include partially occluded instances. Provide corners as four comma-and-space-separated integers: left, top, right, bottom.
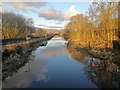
1, 34, 54, 45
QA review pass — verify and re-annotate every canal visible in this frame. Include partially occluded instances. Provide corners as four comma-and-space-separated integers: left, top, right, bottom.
3, 38, 120, 88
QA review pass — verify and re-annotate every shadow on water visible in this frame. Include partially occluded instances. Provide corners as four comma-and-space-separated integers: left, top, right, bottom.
66, 42, 120, 88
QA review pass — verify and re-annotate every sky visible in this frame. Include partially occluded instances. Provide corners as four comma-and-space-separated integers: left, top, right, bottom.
2, 1, 92, 29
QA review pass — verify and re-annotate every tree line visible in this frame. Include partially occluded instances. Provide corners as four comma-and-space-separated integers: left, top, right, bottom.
64, 2, 119, 49
2, 12, 36, 39
1, 12, 56, 39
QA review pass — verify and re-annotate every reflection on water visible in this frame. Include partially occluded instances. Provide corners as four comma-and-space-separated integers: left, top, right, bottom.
66, 44, 85, 63
66, 42, 120, 88
2, 38, 120, 88
84, 58, 120, 88
3, 49, 52, 88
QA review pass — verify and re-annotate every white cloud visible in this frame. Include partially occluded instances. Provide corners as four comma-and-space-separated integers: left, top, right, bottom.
39, 7, 64, 21
64, 5, 80, 19
38, 5, 80, 21
11, 2, 33, 11
3, 2, 47, 12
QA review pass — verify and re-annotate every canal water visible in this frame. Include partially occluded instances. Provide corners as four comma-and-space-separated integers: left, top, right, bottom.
3, 38, 120, 88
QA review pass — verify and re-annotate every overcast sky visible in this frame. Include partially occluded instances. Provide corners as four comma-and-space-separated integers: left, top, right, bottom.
2, 1, 92, 29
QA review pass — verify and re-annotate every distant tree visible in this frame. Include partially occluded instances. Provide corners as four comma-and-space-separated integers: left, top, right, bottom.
2, 12, 35, 39
34, 28, 46, 36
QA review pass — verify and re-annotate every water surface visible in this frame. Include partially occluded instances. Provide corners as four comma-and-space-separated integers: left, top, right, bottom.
3, 38, 119, 88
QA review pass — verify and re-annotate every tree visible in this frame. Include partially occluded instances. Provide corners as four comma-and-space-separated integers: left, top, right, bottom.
87, 2, 119, 48
64, 14, 93, 47
64, 2, 119, 49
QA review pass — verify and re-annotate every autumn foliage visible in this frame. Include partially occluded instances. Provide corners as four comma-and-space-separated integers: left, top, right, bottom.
64, 2, 119, 49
